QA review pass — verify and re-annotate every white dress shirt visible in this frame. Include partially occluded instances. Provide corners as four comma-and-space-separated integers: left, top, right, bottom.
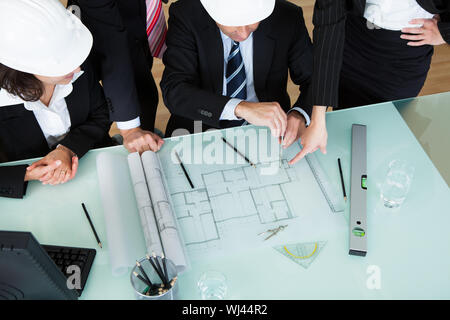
0, 71, 84, 148
116, 116, 141, 130
364, 0, 433, 31
219, 31, 258, 120
219, 30, 310, 126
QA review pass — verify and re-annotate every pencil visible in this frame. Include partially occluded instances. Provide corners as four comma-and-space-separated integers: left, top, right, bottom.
136, 261, 153, 288
337, 158, 347, 202
153, 252, 168, 287
279, 136, 284, 168
174, 151, 194, 189
161, 252, 170, 288
146, 253, 166, 284
221, 137, 256, 167
170, 276, 177, 287
133, 271, 151, 287
81, 203, 102, 248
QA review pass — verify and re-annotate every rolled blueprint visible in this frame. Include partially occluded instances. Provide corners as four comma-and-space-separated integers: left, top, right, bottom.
127, 153, 164, 256
141, 151, 187, 272
96, 152, 147, 276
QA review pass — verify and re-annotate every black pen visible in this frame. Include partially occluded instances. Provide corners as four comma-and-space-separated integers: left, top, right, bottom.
337, 158, 347, 202
81, 203, 102, 248
222, 137, 256, 167
174, 151, 194, 189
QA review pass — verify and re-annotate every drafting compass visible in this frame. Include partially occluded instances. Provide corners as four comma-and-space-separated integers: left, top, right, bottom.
258, 225, 288, 241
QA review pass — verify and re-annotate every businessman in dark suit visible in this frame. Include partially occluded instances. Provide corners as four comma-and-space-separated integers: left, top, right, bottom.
161, 0, 313, 152
69, 0, 166, 153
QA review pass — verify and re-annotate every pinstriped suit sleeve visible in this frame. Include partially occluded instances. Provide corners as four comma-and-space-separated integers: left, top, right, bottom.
311, 0, 348, 108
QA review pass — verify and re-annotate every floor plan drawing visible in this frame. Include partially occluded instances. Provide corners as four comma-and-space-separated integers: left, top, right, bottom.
154, 127, 344, 258
166, 158, 308, 256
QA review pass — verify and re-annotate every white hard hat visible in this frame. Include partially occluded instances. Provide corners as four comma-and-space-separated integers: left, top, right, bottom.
200, 0, 275, 26
0, 0, 93, 77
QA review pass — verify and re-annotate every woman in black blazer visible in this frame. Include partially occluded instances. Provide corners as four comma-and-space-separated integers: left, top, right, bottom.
0, 0, 111, 199
311, 0, 449, 108
291, 0, 450, 164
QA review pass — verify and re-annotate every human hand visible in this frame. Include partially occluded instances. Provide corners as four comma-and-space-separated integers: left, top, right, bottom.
235, 101, 287, 138
25, 160, 62, 182
401, 16, 445, 46
281, 111, 307, 149
288, 106, 328, 165
27, 145, 78, 185
120, 127, 164, 154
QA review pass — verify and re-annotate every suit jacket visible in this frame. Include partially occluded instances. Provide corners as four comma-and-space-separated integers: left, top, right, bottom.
160, 0, 313, 135
0, 61, 111, 199
312, 0, 450, 108
70, 0, 151, 122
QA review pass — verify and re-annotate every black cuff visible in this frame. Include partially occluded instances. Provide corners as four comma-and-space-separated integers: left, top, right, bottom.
0, 165, 28, 199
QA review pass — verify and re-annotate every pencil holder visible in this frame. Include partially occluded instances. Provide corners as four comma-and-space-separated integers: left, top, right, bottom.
130, 256, 179, 300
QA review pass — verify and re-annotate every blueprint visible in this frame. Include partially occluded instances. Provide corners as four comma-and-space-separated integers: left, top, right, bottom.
97, 126, 346, 272
155, 126, 345, 260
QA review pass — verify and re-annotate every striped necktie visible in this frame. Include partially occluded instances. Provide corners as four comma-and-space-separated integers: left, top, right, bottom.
146, 0, 167, 59
226, 41, 247, 100
219, 41, 248, 128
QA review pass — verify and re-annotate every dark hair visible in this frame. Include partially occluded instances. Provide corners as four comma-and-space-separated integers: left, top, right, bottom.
0, 63, 43, 102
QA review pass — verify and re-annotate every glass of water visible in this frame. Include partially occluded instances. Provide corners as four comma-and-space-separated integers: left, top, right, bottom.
380, 160, 415, 209
197, 271, 227, 300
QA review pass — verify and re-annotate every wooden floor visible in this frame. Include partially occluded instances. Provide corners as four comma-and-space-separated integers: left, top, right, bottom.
59, 0, 450, 135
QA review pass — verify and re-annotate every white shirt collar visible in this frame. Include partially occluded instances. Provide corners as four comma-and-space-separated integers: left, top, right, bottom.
219, 29, 253, 44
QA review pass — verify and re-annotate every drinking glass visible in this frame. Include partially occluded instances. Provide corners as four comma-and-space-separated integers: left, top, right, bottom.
380, 160, 414, 209
197, 271, 227, 300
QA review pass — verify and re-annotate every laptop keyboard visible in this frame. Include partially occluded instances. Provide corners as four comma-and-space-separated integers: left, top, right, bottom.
42, 245, 96, 294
